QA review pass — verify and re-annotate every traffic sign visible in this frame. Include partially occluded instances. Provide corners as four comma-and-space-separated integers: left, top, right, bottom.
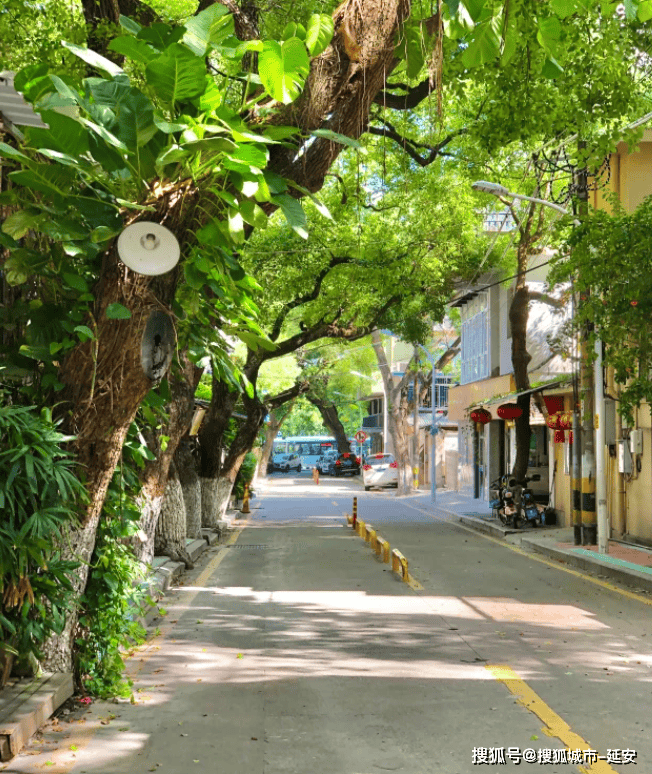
355, 430, 367, 443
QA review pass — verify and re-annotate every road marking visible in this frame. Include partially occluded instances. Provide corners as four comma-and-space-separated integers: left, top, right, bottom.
403, 500, 652, 608
488, 665, 618, 773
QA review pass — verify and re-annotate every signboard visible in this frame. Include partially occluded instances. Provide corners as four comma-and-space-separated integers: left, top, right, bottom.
355, 430, 367, 443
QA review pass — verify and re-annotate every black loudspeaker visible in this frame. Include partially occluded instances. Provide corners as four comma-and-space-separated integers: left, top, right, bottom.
141, 310, 175, 382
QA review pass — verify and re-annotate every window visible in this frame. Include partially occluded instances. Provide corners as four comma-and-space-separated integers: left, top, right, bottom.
461, 308, 489, 385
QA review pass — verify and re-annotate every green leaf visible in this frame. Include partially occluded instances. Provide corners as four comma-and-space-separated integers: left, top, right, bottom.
227, 208, 245, 244
461, 13, 501, 67
259, 38, 310, 104
146, 44, 207, 105
183, 4, 231, 56
108, 36, 158, 65
79, 118, 128, 152
61, 41, 124, 78
91, 225, 121, 242
305, 14, 334, 56
9, 164, 76, 197
119, 14, 142, 35
106, 303, 132, 320
541, 56, 563, 78
549, 0, 579, 17
310, 129, 365, 152
638, 0, 652, 20
74, 325, 95, 341
63, 273, 89, 292
239, 200, 267, 229
1, 210, 44, 239
137, 22, 185, 50
397, 22, 426, 80
117, 91, 157, 148
0, 142, 31, 163
271, 194, 308, 239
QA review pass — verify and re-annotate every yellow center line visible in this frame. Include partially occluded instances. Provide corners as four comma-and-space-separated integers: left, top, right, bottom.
488, 665, 618, 774
404, 500, 652, 607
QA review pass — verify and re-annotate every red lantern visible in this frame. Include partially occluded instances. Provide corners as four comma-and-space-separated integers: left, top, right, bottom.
470, 408, 492, 425
554, 429, 565, 443
546, 412, 562, 430
497, 403, 523, 420
558, 412, 572, 430
542, 395, 564, 415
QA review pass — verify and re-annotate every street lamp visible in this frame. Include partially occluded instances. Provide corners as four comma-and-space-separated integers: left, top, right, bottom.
471, 181, 574, 218
471, 180, 607, 554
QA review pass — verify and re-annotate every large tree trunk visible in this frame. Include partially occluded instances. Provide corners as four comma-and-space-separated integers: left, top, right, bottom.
510, 284, 532, 483
371, 330, 415, 495
257, 403, 295, 479
176, 438, 202, 539
266, 0, 412, 194
154, 464, 194, 568
43, 188, 200, 671
307, 395, 352, 453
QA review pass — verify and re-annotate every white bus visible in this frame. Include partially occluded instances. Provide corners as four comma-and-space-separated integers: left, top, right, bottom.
272, 435, 371, 468
272, 436, 337, 468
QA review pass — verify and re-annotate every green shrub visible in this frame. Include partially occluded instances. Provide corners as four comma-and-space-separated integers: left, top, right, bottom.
0, 400, 85, 666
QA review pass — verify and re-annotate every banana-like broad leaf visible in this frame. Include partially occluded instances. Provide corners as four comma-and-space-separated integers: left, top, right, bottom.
259, 38, 310, 104
26, 110, 89, 157
0, 142, 30, 163
117, 90, 157, 148
9, 164, 76, 197
146, 44, 207, 105
183, 4, 231, 56
108, 36, 158, 65
62, 41, 124, 78
305, 14, 334, 56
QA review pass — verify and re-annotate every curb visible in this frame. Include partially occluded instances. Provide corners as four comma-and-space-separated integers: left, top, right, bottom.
458, 515, 519, 539
0, 673, 73, 761
520, 537, 652, 593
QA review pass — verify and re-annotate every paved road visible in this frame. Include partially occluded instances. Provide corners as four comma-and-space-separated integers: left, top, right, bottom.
5, 474, 651, 773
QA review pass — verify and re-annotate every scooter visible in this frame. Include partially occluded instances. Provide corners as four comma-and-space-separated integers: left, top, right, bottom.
519, 475, 545, 526
489, 475, 519, 527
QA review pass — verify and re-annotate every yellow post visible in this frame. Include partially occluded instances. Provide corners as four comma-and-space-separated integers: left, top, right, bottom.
312, 466, 320, 485
241, 483, 251, 514
352, 496, 358, 528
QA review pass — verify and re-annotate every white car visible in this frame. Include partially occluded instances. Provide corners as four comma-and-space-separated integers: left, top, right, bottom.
362, 453, 399, 490
274, 453, 302, 472
316, 450, 339, 474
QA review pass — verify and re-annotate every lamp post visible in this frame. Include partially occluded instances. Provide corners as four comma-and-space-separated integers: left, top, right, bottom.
471, 181, 608, 554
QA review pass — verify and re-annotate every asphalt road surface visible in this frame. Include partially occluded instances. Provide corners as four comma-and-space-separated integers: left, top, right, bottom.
5, 473, 651, 774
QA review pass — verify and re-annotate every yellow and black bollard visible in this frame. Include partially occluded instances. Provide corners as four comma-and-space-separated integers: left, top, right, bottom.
352, 496, 358, 528
241, 483, 251, 514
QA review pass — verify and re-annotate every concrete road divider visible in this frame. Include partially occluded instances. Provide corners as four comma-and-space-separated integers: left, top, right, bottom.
375, 535, 390, 563
391, 548, 409, 581
365, 524, 375, 545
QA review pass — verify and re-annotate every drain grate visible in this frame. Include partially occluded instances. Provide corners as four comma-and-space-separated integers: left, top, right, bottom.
226, 544, 267, 549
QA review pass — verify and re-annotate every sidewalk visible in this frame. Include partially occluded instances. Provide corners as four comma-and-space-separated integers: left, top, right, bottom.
410, 489, 652, 595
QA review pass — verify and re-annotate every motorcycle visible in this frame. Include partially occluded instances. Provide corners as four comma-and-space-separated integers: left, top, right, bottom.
490, 475, 518, 527
518, 475, 546, 526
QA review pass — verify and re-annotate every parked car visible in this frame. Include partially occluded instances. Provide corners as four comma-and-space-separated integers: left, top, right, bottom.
329, 452, 361, 477
274, 453, 302, 472
316, 450, 339, 474
266, 456, 275, 474
362, 453, 399, 490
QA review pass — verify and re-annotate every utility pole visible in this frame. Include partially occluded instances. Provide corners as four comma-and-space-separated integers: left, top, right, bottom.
576, 155, 597, 545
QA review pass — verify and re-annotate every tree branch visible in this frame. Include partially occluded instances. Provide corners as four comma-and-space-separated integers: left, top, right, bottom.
367, 121, 466, 167
528, 291, 565, 309
269, 254, 354, 342
373, 78, 434, 110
